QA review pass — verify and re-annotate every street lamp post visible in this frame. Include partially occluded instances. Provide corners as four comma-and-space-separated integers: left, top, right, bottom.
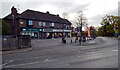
12, 15, 14, 36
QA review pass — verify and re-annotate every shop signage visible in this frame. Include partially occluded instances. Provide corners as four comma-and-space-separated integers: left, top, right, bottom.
22, 28, 43, 32
44, 28, 71, 32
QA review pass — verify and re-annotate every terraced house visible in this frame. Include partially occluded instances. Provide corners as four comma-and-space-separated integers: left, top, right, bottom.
3, 6, 72, 39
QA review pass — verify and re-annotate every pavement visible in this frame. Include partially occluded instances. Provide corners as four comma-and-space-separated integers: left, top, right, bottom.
1, 48, 32, 55
1, 37, 118, 68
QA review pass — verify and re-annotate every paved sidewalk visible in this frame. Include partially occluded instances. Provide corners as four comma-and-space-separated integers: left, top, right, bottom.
1, 48, 32, 55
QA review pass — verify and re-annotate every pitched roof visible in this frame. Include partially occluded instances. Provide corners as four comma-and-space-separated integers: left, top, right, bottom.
3, 13, 20, 20
3, 9, 71, 24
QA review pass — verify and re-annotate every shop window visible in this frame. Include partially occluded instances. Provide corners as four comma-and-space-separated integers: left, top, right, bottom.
22, 32, 24, 35
29, 32, 31, 36
32, 32, 34, 36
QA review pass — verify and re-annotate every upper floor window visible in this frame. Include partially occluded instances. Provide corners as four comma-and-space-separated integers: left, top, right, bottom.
63, 24, 66, 29
66, 25, 68, 29
39, 21, 42, 26
59, 24, 61, 28
28, 20, 33, 25
43, 22, 46, 26
20, 19, 23, 24
50, 22, 54, 27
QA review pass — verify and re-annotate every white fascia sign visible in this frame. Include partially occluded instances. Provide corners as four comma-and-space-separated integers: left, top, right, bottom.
64, 30, 71, 32
53, 29, 63, 32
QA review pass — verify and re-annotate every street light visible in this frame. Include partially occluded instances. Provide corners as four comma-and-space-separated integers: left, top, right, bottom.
12, 15, 14, 37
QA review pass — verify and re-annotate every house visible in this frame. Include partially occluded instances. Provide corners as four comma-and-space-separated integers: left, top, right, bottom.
2, 6, 72, 39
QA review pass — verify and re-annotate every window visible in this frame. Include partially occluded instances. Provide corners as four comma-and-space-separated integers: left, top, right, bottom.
20, 19, 23, 24
43, 22, 46, 26
28, 20, 33, 25
66, 25, 68, 29
20, 22, 23, 24
39, 21, 42, 26
32, 32, 34, 36
59, 24, 61, 28
29, 32, 31, 36
50, 22, 54, 27
63, 24, 66, 29
52, 23, 54, 27
22, 32, 24, 35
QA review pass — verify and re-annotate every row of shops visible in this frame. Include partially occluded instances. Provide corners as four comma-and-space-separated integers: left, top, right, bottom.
21, 28, 71, 39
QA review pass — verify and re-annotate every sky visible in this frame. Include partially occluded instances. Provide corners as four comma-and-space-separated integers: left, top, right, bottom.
0, 0, 120, 27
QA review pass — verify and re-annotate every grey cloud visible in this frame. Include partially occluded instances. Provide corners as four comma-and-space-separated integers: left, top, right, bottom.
68, 3, 90, 13
2, 2, 19, 17
88, 8, 118, 27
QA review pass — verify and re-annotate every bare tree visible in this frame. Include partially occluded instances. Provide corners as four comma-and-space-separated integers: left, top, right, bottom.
62, 12, 68, 19
75, 11, 87, 27
75, 11, 88, 45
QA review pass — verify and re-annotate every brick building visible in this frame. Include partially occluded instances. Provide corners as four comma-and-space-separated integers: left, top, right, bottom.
2, 6, 72, 39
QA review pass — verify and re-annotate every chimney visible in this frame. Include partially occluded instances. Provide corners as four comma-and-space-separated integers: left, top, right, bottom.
57, 14, 59, 17
11, 6, 18, 17
46, 11, 50, 14
11, 6, 18, 36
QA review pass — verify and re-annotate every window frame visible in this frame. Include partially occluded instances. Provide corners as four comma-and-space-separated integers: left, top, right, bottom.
28, 20, 33, 25
43, 22, 46, 26
39, 21, 42, 26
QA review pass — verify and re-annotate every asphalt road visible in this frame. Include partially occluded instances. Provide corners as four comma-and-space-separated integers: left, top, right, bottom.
2, 37, 118, 68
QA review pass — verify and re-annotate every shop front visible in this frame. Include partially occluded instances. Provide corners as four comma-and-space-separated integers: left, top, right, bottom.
21, 28, 43, 39
21, 28, 71, 39
44, 28, 71, 39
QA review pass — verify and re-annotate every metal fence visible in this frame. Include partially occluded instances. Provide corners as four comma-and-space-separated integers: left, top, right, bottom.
2, 35, 31, 51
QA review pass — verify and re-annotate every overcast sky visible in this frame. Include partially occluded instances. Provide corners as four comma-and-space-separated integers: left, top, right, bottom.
1, 0, 119, 27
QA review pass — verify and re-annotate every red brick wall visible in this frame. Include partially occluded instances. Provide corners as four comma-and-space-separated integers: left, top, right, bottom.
34, 21, 39, 28
46, 22, 50, 28
54, 23, 59, 28
3, 19, 12, 34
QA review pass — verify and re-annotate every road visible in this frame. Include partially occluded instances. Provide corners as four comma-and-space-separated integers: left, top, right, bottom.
2, 37, 118, 68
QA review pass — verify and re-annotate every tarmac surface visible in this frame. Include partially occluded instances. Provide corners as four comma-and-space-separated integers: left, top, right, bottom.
1, 37, 119, 69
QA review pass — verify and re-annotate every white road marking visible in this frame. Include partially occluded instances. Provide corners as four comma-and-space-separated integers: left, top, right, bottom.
44, 59, 48, 62
4, 61, 41, 68
78, 51, 80, 53
3, 60, 14, 66
4, 59, 58, 68
77, 56, 80, 57
112, 50, 118, 52
4, 55, 47, 62
89, 41, 95, 44
90, 52, 94, 53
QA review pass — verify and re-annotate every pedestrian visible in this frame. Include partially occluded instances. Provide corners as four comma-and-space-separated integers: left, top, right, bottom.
75, 37, 78, 43
70, 35, 72, 43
